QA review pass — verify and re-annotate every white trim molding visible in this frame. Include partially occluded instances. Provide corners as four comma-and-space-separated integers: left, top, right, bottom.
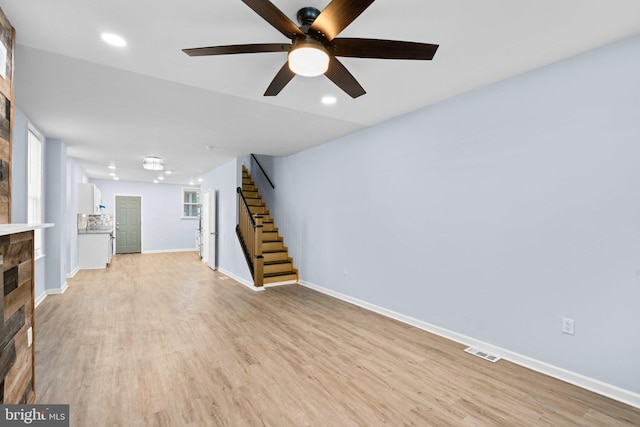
67, 266, 80, 279
46, 281, 69, 296
218, 268, 264, 292
34, 291, 47, 309
142, 248, 198, 254
299, 280, 640, 409
33, 280, 70, 309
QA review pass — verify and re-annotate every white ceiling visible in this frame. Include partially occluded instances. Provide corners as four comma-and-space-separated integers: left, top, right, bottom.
1, 0, 639, 184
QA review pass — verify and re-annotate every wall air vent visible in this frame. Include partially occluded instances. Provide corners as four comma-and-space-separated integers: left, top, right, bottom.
464, 347, 501, 363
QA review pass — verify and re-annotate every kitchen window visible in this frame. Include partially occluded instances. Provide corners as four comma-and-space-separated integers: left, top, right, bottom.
182, 188, 200, 219
27, 126, 44, 257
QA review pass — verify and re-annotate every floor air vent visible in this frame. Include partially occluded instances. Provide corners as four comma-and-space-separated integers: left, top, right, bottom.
464, 347, 501, 363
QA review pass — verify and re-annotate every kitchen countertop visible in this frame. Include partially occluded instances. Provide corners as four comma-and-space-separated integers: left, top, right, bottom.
0, 223, 54, 236
78, 229, 113, 234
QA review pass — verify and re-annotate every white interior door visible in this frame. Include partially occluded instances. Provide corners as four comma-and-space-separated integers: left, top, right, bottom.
208, 189, 217, 270
201, 191, 210, 262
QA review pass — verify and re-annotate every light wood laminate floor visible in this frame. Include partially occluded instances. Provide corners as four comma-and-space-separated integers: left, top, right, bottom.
35, 252, 640, 426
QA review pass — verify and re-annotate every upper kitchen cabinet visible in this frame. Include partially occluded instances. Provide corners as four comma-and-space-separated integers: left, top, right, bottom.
78, 183, 101, 214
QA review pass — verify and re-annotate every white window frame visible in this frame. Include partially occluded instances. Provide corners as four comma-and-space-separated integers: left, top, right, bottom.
27, 125, 44, 258
182, 187, 200, 219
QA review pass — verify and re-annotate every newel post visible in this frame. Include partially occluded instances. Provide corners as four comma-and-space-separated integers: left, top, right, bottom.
254, 215, 264, 287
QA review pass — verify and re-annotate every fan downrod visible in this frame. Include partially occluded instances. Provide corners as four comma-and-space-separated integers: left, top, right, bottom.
296, 7, 321, 27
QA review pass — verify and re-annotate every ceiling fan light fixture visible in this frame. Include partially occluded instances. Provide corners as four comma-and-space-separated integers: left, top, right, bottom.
288, 40, 329, 77
142, 156, 164, 171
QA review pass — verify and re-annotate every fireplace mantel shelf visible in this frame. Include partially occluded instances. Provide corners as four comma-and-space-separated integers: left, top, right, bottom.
0, 223, 54, 236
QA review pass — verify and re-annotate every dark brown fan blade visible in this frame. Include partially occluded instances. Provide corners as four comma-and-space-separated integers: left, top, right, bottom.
309, 0, 375, 42
183, 43, 290, 57
324, 56, 366, 98
241, 0, 305, 39
331, 38, 439, 60
264, 62, 296, 96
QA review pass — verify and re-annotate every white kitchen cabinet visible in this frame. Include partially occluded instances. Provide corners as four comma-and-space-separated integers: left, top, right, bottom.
78, 183, 102, 214
78, 233, 112, 269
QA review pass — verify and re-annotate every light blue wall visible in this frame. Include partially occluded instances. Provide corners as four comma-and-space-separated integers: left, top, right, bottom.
44, 138, 66, 292
246, 154, 276, 213
12, 108, 88, 301
10, 108, 31, 223
91, 179, 198, 253
201, 158, 251, 283
245, 35, 640, 394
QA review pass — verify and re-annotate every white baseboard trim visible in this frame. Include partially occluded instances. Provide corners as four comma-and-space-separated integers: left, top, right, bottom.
46, 281, 69, 296
34, 291, 47, 309
217, 268, 264, 292
66, 266, 80, 279
142, 248, 198, 254
299, 280, 640, 409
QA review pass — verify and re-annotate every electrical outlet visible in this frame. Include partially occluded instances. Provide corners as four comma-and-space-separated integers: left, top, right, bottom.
562, 317, 575, 335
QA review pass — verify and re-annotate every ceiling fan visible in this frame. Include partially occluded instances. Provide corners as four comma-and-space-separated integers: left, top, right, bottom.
183, 0, 439, 98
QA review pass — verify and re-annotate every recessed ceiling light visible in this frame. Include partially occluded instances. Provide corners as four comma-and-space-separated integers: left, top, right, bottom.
204, 145, 215, 151
101, 33, 127, 47
158, 176, 164, 180
109, 172, 116, 177
322, 95, 337, 105
189, 181, 195, 186
164, 170, 172, 175
113, 177, 120, 181
108, 165, 117, 170
197, 178, 203, 183
153, 180, 159, 184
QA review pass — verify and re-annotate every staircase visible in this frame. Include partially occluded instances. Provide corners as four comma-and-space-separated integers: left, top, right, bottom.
237, 166, 298, 286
